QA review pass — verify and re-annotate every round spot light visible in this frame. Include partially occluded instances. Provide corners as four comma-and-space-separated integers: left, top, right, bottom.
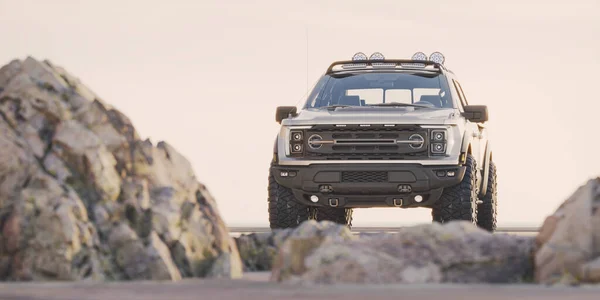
429, 52, 445, 64
411, 52, 428, 61
352, 52, 368, 61
369, 52, 385, 60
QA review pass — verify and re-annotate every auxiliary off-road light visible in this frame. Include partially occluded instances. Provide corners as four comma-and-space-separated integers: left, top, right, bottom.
352, 52, 368, 61
429, 52, 445, 64
369, 52, 385, 60
414, 195, 423, 203
280, 171, 297, 177
411, 52, 428, 61
310, 195, 319, 203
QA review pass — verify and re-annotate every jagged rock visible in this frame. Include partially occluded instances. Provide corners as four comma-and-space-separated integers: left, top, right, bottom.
0, 56, 241, 281
235, 232, 278, 271
234, 220, 355, 272
270, 221, 534, 284
535, 177, 600, 284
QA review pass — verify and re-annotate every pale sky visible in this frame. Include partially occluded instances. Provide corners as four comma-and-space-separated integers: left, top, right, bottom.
1, 0, 599, 227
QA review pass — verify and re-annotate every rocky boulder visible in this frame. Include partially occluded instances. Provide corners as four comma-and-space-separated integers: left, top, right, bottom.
236, 220, 354, 272
270, 221, 535, 284
535, 177, 600, 284
0, 57, 242, 281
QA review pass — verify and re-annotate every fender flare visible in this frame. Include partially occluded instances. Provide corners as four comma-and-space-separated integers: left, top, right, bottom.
459, 128, 474, 164
479, 140, 492, 197
272, 137, 278, 164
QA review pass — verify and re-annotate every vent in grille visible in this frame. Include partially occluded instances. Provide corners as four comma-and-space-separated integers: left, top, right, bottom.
342, 171, 388, 183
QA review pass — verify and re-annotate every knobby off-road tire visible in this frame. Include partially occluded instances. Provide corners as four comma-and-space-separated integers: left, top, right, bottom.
477, 160, 497, 232
432, 153, 478, 225
268, 171, 312, 229
315, 207, 353, 229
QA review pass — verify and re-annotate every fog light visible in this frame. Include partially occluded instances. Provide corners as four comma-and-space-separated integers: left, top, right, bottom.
280, 171, 289, 177
414, 195, 423, 203
310, 195, 319, 203
447, 171, 455, 177
288, 171, 297, 177
436, 171, 446, 177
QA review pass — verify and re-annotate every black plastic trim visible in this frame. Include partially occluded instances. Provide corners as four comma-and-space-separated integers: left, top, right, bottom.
271, 163, 466, 209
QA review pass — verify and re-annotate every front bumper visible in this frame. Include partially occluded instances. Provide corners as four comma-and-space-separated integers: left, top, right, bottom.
271, 163, 466, 208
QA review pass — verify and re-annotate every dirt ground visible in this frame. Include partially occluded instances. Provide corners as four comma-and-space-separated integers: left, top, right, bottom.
0, 272, 598, 300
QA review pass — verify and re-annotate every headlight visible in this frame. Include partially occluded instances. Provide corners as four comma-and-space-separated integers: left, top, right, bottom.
292, 132, 303, 141
289, 130, 305, 157
429, 129, 448, 155
431, 130, 446, 141
431, 143, 446, 154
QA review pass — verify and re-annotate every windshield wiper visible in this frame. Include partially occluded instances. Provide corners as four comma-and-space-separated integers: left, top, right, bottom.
367, 103, 432, 108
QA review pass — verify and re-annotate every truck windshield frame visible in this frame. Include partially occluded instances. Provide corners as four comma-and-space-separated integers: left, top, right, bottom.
303, 71, 455, 110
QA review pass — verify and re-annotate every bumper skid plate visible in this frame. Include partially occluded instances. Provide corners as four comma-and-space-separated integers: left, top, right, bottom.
272, 163, 466, 209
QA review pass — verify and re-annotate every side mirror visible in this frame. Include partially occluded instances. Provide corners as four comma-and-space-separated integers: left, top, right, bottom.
276, 106, 298, 123
463, 105, 488, 123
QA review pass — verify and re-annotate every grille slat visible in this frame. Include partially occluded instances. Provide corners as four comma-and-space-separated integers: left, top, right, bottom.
342, 171, 388, 183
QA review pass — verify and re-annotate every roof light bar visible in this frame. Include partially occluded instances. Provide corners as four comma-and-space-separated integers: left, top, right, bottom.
328, 51, 447, 74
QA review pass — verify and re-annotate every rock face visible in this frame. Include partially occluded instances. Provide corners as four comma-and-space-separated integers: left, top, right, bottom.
535, 177, 600, 284
235, 220, 354, 272
0, 57, 242, 281
270, 221, 534, 284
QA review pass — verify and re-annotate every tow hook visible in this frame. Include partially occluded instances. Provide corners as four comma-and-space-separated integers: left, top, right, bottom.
393, 198, 403, 207
328, 198, 339, 207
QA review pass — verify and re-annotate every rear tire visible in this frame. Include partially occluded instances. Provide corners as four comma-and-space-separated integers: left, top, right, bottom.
432, 153, 478, 225
477, 161, 497, 232
315, 207, 353, 228
268, 170, 312, 229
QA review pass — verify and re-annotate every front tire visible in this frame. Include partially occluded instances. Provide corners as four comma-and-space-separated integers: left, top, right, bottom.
315, 207, 353, 228
268, 170, 312, 229
432, 153, 478, 225
477, 161, 497, 232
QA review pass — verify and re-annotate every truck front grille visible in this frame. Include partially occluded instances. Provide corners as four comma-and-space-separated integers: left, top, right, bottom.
303, 124, 430, 160
342, 171, 388, 183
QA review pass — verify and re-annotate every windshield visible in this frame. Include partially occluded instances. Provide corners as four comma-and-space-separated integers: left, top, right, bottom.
304, 72, 454, 109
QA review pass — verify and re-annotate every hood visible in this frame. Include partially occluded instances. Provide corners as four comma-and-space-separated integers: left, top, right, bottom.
282, 107, 462, 126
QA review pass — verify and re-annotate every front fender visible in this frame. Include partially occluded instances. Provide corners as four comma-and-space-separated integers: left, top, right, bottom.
459, 127, 474, 164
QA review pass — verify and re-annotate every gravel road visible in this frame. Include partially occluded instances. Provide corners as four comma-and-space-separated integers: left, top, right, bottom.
0, 272, 598, 300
